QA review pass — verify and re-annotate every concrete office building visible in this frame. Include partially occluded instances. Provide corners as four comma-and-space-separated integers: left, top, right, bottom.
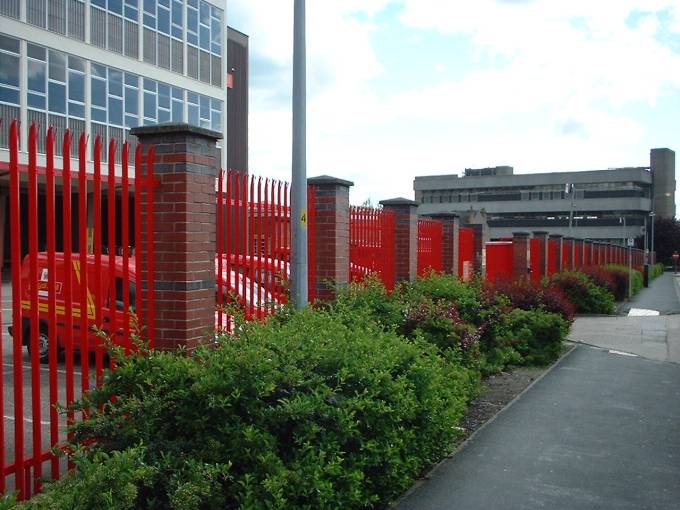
0, 0, 248, 169
414, 149, 676, 243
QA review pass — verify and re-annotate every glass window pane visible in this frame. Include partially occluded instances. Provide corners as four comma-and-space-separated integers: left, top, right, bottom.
49, 51, 67, 82
68, 72, 85, 101
199, 1, 210, 25
187, 7, 197, 33
109, 0, 123, 15
27, 44, 46, 61
125, 86, 138, 114
68, 55, 85, 72
125, 114, 138, 128
158, 7, 170, 33
158, 109, 170, 123
187, 0, 198, 8
188, 104, 198, 125
171, 87, 183, 100
143, 78, 156, 92
28, 92, 46, 109
92, 106, 107, 123
92, 78, 107, 107
143, 0, 154, 14
199, 24, 210, 50
144, 92, 156, 118
188, 91, 198, 104
143, 13, 155, 28
48, 82, 67, 114
199, 95, 209, 119
171, 100, 182, 122
91, 63, 107, 78
69, 101, 85, 118
109, 69, 123, 97
187, 32, 198, 46
211, 110, 221, 132
171, 0, 182, 24
91, 0, 106, 7
158, 83, 170, 108
27, 60, 46, 92
109, 97, 123, 125
124, 5, 138, 20
0, 86, 19, 105
125, 73, 138, 87
0, 35, 20, 54
159, 0, 169, 7
172, 26, 182, 39
0, 54, 19, 87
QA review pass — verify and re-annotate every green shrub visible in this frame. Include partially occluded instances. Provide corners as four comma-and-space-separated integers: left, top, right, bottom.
549, 272, 615, 314
39, 308, 475, 509
651, 262, 665, 279
606, 264, 643, 297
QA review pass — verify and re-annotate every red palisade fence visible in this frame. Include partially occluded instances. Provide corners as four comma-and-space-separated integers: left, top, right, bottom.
417, 218, 443, 276
2, 121, 156, 499
349, 206, 396, 291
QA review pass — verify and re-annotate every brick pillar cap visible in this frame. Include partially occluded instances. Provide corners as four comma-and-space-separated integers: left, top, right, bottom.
512, 231, 531, 238
532, 231, 549, 236
130, 122, 222, 140
563, 236, 575, 240
549, 234, 563, 239
426, 212, 460, 219
307, 175, 354, 187
380, 197, 419, 207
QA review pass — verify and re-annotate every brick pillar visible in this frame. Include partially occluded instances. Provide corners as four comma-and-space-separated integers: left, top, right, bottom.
512, 231, 531, 281
549, 234, 563, 273
380, 198, 418, 282
308, 176, 352, 301
471, 224, 487, 278
564, 237, 574, 270
131, 123, 220, 351
425, 212, 459, 275
532, 231, 549, 279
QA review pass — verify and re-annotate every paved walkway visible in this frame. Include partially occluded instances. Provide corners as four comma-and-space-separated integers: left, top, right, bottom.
618, 272, 680, 315
394, 273, 680, 510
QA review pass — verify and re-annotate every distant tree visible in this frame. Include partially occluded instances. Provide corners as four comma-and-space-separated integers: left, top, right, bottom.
653, 217, 680, 264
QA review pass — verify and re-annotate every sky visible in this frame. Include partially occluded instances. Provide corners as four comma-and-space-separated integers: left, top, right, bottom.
228, 0, 680, 212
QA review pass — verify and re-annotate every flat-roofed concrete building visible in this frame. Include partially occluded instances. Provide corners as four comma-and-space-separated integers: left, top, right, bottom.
414, 148, 676, 243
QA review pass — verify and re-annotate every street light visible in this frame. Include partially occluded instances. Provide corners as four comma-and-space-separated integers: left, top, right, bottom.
650, 211, 656, 265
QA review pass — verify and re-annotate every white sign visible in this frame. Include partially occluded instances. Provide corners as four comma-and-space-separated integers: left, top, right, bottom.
627, 238, 634, 247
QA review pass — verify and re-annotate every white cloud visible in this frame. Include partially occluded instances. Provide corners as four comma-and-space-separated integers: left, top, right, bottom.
231, 0, 680, 208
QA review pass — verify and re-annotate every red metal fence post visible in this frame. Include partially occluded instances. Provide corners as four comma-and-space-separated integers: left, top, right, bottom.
380, 198, 418, 283
531, 231, 549, 281
425, 213, 459, 275
512, 232, 531, 281
548, 234, 563, 274
130, 124, 220, 350
306, 176, 352, 301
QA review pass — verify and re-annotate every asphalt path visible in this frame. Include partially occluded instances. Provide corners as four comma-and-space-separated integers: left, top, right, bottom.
394, 345, 680, 510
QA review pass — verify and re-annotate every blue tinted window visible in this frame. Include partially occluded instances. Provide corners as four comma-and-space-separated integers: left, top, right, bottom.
199, 24, 210, 50
187, 32, 198, 46
27, 44, 46, 61
126, 0, 138, 6
188, 91, 198, 104
125, 73, 138, 87
92, 107, 107, 123
211, 110, 221, 132
187, 7, 198, 33
171, 101, 182, 122
143, 13, 155, 28
171, 87, 182, 100
158, 7, 170, 33
125, 87, 138, 114
159, 0, 169, 7
109, 0, 123, 15
158, 83, 170, 108
188, 104, 198, 126
27, 60, 46, 93
0, 54, 19, 87
0, 86, 19, 105
92, 78, 107, 107
68, 72, 85, 101
69, 101, 85, 118
143, 0, 154, 13
109, 97, 123, 125
109, 69, 123, 96
171, 0, 182, 24
172, 25, 182, 39
0, 34, 20, 54
158, 109, 170, 123
199, 95, 209, 119
91, 63, 107, 78
125, 114, 138, 128
124, 5, 138, 20
187, 0, 197, 7
48, 82, 67, 114
68, 55, 85, 72
199, 1, 210, 25
27, 92, 46, 109
143, 78, 156, 92
144, 92, 156, 118
91, 0, 106, 7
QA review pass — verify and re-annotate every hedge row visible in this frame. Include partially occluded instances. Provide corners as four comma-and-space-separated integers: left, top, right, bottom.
8, 274, 571, 510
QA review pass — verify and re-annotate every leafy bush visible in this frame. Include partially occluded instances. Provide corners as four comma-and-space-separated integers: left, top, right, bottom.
606, 264, 643, 298
549, 272, 615, 314
581, 266, 619, 299
27, 308, 476, 510
401, 273, 484, 324
651, 262, 665, 279
481, 278, 575, 322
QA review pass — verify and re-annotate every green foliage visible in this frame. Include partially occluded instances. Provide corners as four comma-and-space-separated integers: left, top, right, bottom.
651, 262, 665, 280
606, 264, 643, 297
33, 308, 474, 509
549, 271, 615, 314
400, 273, 484, 323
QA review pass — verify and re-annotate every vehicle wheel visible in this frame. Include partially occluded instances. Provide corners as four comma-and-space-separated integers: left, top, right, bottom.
26, 326, 50, 364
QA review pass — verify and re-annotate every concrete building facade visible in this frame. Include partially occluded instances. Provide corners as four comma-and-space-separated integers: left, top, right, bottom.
414, 149, 676, 243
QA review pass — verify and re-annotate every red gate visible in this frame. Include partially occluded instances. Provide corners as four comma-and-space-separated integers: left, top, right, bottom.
458, 227, 474, 280
349, 206, 396, 291
1, 121, 156, 499
417, 218, 443, 276
485, 241, 513, 282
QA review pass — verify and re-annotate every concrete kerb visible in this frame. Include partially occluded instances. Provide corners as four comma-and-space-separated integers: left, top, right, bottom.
389, 343, 579, 509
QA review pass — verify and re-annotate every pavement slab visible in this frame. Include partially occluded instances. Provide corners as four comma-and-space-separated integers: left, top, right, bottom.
394, 345, 680, 510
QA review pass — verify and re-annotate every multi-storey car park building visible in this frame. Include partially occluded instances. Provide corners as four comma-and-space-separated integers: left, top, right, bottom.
414, 148, 676, 243
0, 0, 248, 267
